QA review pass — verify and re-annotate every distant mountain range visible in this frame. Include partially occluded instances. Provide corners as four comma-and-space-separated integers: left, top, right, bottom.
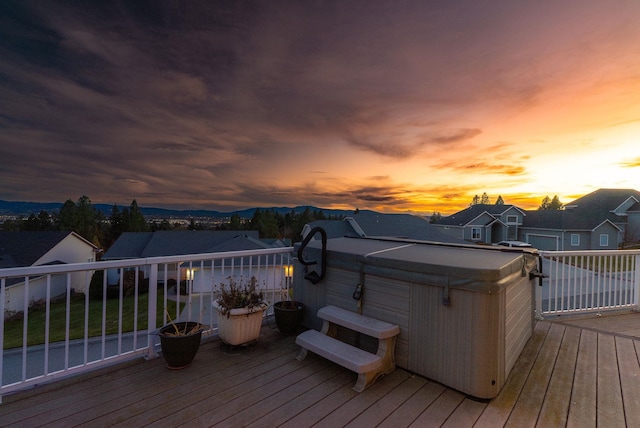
0, 200, 355, 219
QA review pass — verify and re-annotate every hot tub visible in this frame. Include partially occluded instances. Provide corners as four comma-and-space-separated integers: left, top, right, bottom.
294, 236, 538, 399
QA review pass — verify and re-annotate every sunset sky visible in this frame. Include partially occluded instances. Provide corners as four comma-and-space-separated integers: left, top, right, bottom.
1, 1, 639, 215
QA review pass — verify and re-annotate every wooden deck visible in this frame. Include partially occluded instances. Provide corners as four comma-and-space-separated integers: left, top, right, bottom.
2, 311, 640, 427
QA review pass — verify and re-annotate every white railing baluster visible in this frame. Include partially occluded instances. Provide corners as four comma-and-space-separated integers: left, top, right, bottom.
22, 277, 28, 382
65, 273, 71, 370
147, 263, 158, 359
117, 269, 124, 355
133, 266, 139, 351
44, 274, 51, 376
83, 271, 90, 365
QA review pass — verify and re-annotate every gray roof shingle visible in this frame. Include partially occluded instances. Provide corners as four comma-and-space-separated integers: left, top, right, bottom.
102, 230, 271, 259
307, 211, 463, 243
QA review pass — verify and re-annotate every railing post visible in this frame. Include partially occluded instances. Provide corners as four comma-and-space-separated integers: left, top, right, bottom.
147, 263, 159, 359
535, 255, 544, 320
635, 253, 640, 311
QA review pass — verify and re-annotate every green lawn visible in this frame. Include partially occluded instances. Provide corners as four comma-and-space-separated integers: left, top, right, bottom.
2, 289, 182, 349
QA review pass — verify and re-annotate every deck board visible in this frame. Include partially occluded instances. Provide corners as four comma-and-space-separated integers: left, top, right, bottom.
250, 370, 354, 428
441, 398, 487, 427
566, 329, 597, 428
616, 337, 640, 427
377, 379, 445, 428
597, 334, 625, 427
409, 388, 466, 427
3, 313, 640, 427
312, 369, 411, 428
344, 373, 426, 427
505, 322, 564, 427
538, 325, 579, 427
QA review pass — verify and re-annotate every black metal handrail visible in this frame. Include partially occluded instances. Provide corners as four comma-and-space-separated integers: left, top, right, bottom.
297, 227, 327, 284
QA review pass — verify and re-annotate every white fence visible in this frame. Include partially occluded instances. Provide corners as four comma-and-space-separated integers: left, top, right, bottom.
0, 247, 293, 401
537, 249, 640, 317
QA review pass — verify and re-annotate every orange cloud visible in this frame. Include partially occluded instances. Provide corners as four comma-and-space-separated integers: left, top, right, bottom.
620, 157, 640, 168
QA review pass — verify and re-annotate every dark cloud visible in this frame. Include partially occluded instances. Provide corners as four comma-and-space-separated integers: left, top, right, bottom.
431, 129, 482, 145
1, 1, 639, 211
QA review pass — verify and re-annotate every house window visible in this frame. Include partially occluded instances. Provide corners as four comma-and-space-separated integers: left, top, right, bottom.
600, 234, 609, 247
506, 215, 518, 224
471, 227, 481, 240
571, 234, 580, 246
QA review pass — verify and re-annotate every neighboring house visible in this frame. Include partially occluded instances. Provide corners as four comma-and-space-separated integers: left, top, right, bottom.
102, 230, 291, 293
433, 188, 640, 250
303, 210, 464, 243
521, 188, 640, 250
0, 231, 99, 316
431, 205, 526, 245
520, 209, 620, 251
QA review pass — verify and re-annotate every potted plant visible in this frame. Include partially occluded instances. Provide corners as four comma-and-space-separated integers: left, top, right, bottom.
157, 313, 206, 369
213, 276, 268, 346
273, 300, 304, 335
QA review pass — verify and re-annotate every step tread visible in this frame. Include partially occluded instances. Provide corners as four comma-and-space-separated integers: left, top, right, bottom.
317, 305, 400, 339
296, 329, 382, 373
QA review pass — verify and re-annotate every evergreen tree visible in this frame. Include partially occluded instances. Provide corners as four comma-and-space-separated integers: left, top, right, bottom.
127, 200, 148, 232
229, 214, 243, 230
429, 212, 442, 223
480, 192, 490, 204
539, 195, 562, 210
76, 195, 103, 246
495, 195, 504, 205
539, 196, 551, 210
57, 199, 78, 231
249, 208, 279, 238
55, 196, 104, 246
549, 195, 563, 210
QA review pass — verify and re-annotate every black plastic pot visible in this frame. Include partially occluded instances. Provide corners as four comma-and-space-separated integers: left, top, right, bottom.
158, 322, 203, 369
274, 301, 304, 335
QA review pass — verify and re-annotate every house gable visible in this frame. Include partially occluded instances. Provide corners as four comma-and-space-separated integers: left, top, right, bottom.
0, 231, 98, 268
433, 205, 523, 244
35, 232, 99, 266
613, 196, 640, 216
468, 212, 499, 226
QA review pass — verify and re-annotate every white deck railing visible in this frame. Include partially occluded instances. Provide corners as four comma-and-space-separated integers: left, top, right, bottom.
537, 249, 640, 318
3, 245, 638, 400
0, 247, 294, 401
